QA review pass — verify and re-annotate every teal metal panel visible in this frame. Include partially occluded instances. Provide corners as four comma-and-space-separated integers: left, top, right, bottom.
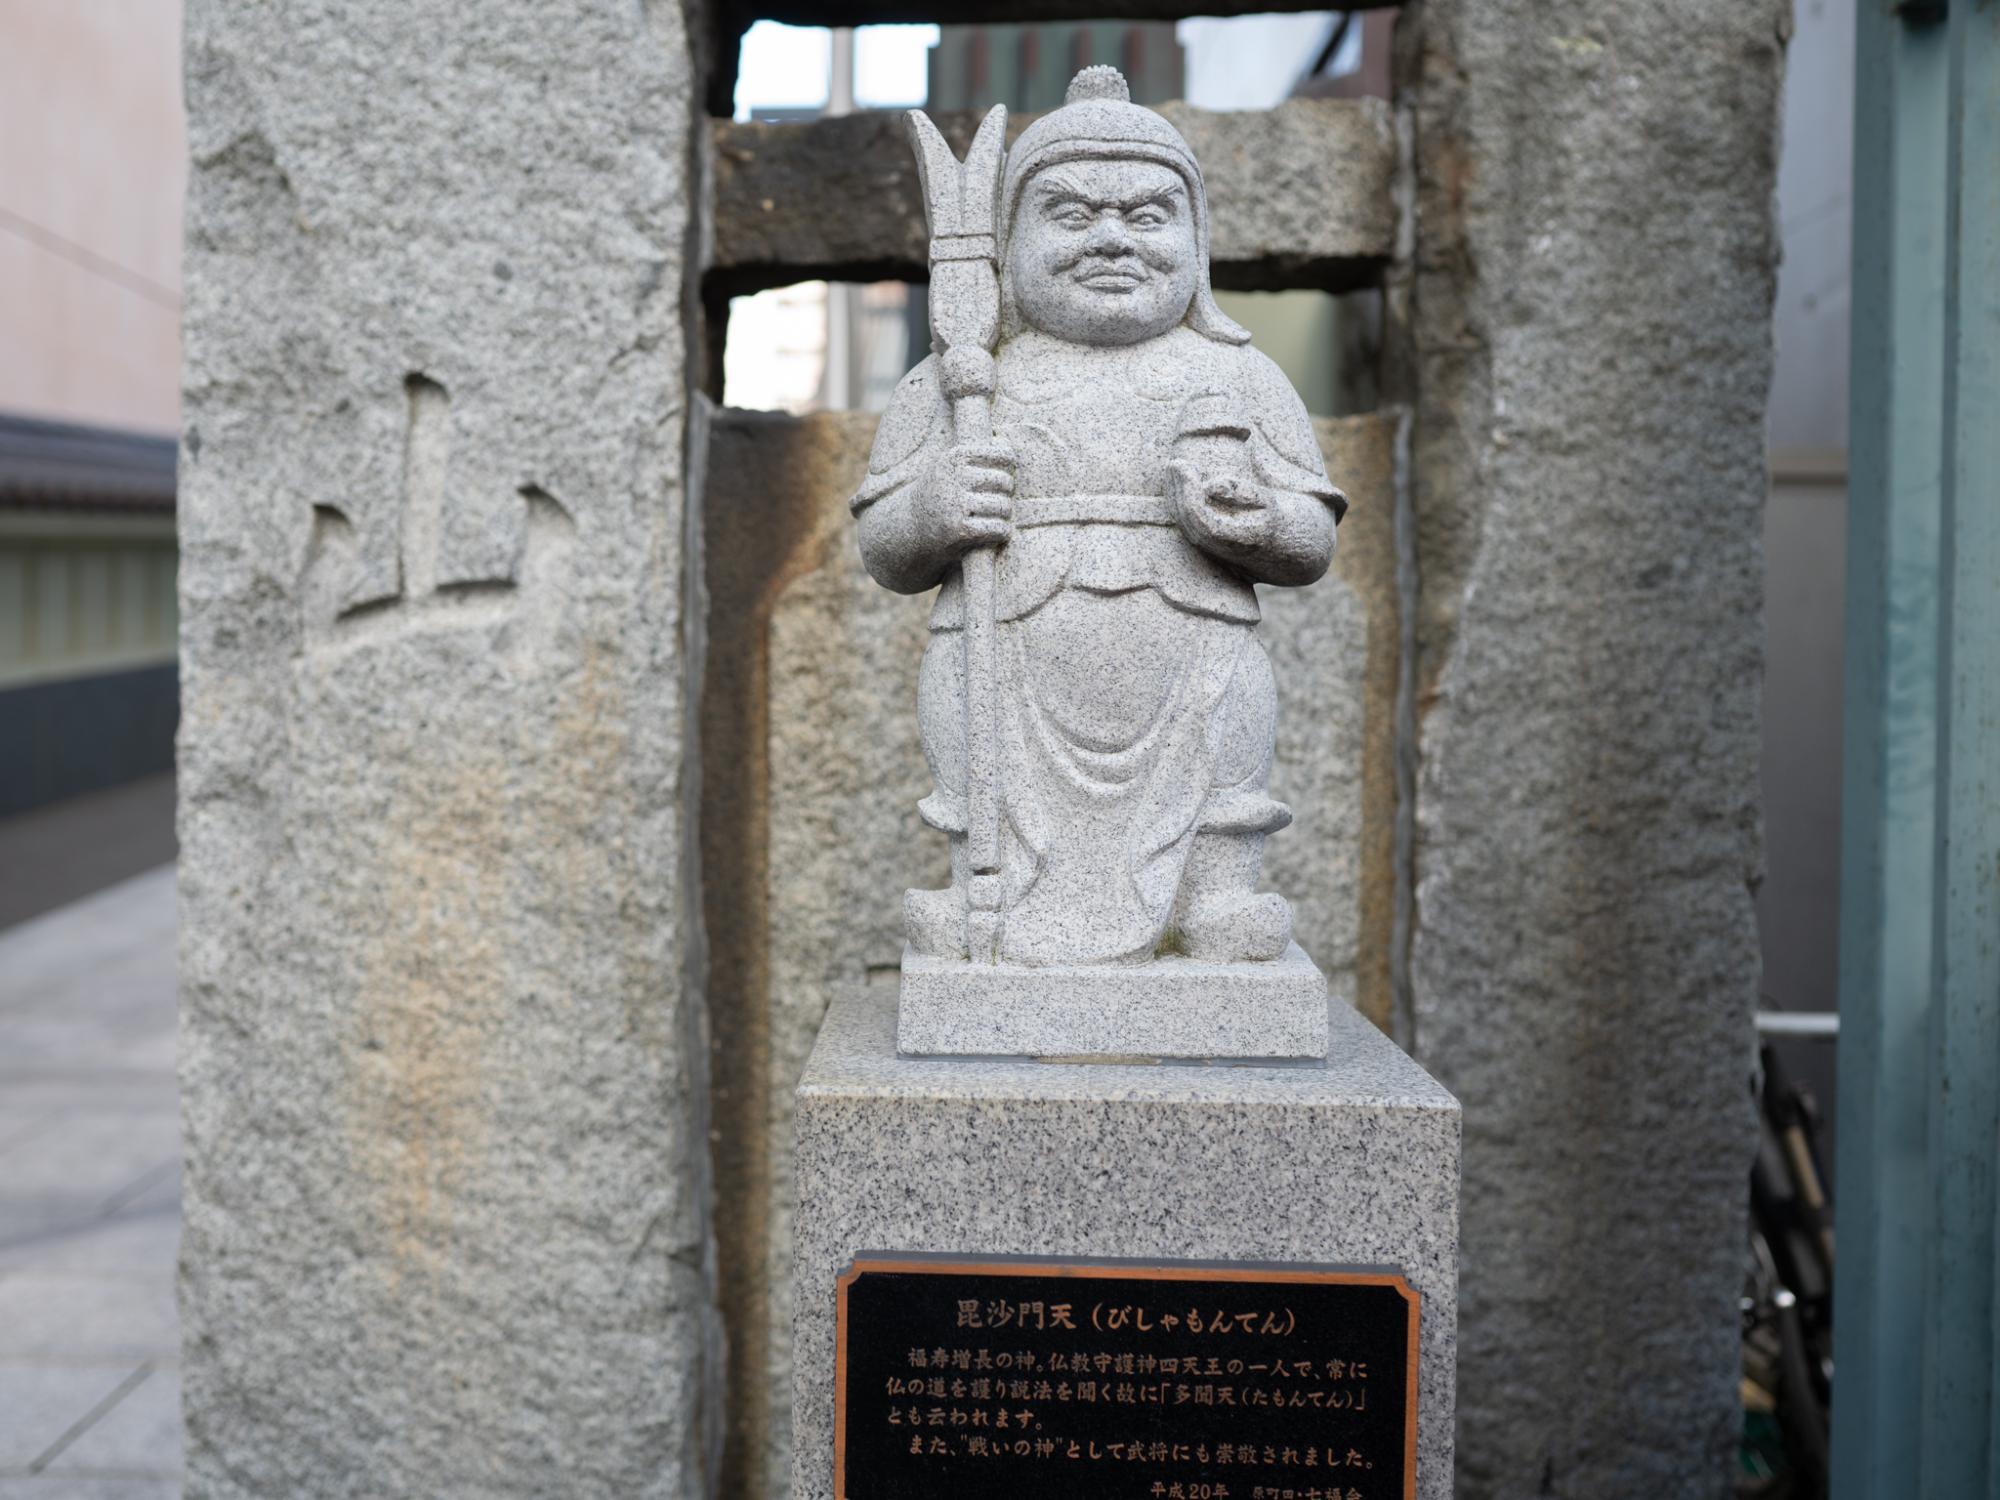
1927, 5, 2000, 1490
1831, 10, 1943, 1493
1834, 5, 2000, 1495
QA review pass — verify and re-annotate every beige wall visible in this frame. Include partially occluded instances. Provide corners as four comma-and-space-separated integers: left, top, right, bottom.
0, 0, 185, 436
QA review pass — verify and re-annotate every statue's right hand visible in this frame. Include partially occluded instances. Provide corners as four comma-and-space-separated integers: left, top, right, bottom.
920, 439, 1015, 555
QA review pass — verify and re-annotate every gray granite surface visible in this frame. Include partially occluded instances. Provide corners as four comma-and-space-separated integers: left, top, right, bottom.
793, 985, 1459, 1500
898, 940, 1330, 1059
176, 1, 715, 1493
860, 70, 1349, 1008
708, 97, 1396, 291
1402, 3, 1779, 1492
704, 407, 1396, 1497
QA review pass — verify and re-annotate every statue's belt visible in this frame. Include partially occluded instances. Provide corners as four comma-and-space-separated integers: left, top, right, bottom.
1011, 493, 1176, 529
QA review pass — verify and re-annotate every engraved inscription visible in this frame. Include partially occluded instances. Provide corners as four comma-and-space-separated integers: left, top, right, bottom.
399, 373, 450, 600
302, 373, 575, 656
836, 1256, 1419, 1500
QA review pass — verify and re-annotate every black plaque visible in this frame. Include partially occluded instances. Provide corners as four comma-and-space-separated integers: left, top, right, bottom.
835, 1254, 1418, 1500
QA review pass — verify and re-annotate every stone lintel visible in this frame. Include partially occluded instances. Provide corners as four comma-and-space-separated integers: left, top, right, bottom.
897, 942, 1332, 1060
792, 985, 1460, 1500
744, 0, 1403, 25
709, 98, 1395, 296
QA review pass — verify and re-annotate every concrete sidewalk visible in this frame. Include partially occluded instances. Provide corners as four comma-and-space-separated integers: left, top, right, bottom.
0, 865, 180, 1499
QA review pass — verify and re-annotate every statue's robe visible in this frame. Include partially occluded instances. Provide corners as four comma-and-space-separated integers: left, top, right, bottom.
853, 325, 1343, 964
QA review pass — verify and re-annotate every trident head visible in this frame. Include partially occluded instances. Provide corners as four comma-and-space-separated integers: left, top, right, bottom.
906, 104, 1008, 359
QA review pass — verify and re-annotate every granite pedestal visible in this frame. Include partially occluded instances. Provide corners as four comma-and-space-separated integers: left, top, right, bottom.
792, 985, 1460, 1500
897, 941, 1331, 1059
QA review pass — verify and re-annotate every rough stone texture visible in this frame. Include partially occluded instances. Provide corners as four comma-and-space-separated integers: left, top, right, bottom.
1398, 3, 1782, 1495
709, 98, 1395, 295
701, 407, 1397, 1496
1271, 414, 1402, 1033
176, 3, 716, 1496
736, 0, 1406, 27
700, 408, 947, 1500
792, 986, 1460, 1500
897, 941, 1329, 1059
861, 77, 1355, 1010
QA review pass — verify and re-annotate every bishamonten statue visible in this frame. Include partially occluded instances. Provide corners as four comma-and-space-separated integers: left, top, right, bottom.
855, 68, 1346, 1052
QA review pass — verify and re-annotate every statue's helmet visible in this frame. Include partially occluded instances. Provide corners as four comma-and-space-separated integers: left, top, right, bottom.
998, 66, 1250, 345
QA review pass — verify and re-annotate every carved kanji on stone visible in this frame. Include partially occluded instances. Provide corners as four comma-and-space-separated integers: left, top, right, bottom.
302, 373, 573, 655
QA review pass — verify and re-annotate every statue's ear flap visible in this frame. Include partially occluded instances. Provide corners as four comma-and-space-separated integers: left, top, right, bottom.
1186, 285, 1251, 345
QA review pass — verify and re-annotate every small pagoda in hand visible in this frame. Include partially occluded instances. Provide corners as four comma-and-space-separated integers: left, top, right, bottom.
855, 68, 1348, 1059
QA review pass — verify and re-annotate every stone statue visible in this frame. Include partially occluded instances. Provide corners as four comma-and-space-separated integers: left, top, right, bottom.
855, 67, 1346, 1057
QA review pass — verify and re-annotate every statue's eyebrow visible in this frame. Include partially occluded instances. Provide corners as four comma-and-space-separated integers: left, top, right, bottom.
1115, 184, 1184, 212
1034, 178, 1185, 213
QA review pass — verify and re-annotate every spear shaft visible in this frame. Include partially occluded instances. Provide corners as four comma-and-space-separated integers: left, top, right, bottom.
907, 105, 1008, 963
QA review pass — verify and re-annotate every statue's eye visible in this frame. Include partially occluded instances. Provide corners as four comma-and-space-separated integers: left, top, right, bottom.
1054, 206, 1092, 227
1128, 207, 1167, 229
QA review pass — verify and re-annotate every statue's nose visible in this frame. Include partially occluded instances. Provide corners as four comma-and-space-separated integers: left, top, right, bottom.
1083, 216, 1136, 255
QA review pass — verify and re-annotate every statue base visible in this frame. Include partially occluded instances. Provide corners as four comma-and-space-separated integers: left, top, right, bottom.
792, 984, 1460, 1500
897, 941, 1329, 1060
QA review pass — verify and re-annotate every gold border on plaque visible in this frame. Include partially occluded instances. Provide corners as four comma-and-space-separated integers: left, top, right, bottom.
833, 1255, 1422, 1500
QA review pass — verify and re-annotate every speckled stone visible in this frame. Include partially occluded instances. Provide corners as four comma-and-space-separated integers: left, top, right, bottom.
1402, 4, 1778, 1491
860, 70, 1352, 1004
898, 941, 1329, 1059
792, 986, 1460, 1500
703, 408, 1397, 1496
177, 1, 715, 1492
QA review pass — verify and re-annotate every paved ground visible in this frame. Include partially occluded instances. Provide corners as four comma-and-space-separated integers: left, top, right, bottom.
0, 864, 181, 1499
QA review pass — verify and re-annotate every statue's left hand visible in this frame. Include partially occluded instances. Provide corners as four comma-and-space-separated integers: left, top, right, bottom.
1167, 460, 1274, 559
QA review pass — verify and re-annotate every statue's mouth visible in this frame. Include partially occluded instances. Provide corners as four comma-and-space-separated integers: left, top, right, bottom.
1075, 266, 1146, 290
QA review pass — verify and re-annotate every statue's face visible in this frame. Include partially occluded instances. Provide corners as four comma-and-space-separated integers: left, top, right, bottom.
1008, 159, 1200, 346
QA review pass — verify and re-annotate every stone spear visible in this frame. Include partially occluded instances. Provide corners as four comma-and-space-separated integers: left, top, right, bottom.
907, 104, 1008, 963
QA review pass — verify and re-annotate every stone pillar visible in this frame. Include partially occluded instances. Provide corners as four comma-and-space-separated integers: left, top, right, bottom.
176, 2, 717, 1494
1397, 3, 1782, 1494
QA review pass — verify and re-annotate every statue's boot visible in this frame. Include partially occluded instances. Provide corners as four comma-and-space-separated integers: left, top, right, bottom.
1179, 891, 1292, 961
1173, 830, 1292, 962
904, 885, 969, 960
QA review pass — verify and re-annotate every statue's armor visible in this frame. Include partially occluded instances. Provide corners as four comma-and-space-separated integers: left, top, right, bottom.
853, 325, 1342, 965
